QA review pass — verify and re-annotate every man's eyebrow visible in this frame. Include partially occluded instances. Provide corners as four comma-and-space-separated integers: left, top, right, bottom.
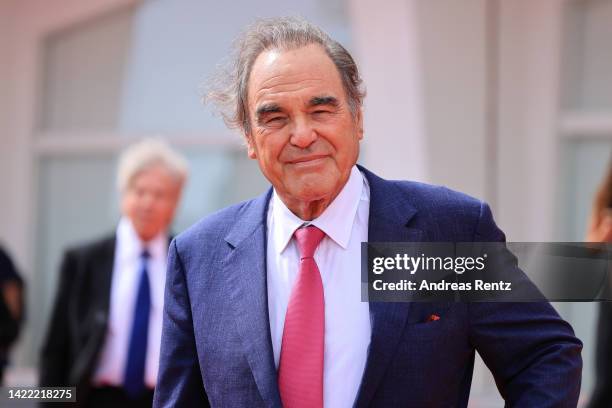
256, 103, 282, 118
309, 96, 339, 107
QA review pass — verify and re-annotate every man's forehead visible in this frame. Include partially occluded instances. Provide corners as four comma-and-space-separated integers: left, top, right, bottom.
252, 44, 333, 72
259, 49, 282, 66
129, 165, 176, 186
248, 45, 343, 105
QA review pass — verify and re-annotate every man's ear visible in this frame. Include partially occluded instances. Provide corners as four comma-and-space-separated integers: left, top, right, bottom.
356, 108, 364, 140
246, 133, 257, 159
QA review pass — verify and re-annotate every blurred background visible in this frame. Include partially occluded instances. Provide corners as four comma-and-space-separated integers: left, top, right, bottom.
0, 0, 610, 405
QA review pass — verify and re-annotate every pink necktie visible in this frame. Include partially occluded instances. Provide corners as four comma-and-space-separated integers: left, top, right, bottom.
278, 225, 326, 408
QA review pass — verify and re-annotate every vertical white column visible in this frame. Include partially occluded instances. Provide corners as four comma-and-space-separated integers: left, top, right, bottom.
415, 0, 489, 202
496, 0, 564, 242
348, 0, 428, 182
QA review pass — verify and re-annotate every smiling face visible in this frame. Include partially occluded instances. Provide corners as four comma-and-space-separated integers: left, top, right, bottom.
245, 44, 363, 220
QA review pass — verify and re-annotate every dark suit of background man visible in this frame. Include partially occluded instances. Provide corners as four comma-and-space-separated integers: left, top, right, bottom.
0, 245, 24, 385
41, 139, 188, 407
154, 17, 582, 408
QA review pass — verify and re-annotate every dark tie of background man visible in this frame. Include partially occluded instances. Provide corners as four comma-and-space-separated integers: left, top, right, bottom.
124, 249, 151, 399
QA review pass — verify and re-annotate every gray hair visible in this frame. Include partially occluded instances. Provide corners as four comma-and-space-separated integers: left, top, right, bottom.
205, 16, 365, 135
117, 138, 189, 192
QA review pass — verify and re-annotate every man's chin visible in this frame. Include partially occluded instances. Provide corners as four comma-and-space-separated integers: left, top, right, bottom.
289, 182, 338, 204
133, 225, 158, 241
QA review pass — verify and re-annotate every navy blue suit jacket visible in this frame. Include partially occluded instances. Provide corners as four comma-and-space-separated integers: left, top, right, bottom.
154, 167, 582, 407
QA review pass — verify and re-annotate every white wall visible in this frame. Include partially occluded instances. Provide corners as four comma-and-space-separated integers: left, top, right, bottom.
0, 0, 26, 264
349, 0, 428, 182
417, 0, 489, 201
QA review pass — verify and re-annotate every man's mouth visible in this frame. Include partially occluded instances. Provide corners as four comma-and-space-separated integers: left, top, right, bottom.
288, 155, 328, 165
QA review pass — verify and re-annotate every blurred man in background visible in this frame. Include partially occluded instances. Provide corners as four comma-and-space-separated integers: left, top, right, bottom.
40, 139, 187, 407
0, 245, 24, 385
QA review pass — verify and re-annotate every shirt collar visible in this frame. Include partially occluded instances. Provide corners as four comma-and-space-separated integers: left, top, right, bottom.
116, 217, 167, 261
270, 165, 367, 254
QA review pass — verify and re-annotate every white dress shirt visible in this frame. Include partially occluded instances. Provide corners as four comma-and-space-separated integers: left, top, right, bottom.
267, 165, 372, 407
92, 217, 167, 389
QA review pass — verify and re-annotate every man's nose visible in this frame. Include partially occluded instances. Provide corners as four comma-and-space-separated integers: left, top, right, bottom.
140, 192, 155, 209
289, 117, 317, 148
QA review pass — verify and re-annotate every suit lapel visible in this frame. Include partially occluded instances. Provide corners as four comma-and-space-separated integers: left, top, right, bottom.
81, 235, 115, 339
219, 168, 422, 407
223, 190, 282, 407
354, 167, 423, 408
93, 236, 116, 322
71, 235, 116, 385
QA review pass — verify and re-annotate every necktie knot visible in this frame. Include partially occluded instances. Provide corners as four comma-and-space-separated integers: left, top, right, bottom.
141, 249, 151, 260
294, 225, 325, 259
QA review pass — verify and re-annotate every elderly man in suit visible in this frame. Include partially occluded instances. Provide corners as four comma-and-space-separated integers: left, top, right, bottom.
41, 139, 187, 407
154, 17, 582, 408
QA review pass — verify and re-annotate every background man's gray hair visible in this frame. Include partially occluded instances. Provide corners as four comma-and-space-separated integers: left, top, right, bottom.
206, 16, 365, 135
117, 138, 189, 192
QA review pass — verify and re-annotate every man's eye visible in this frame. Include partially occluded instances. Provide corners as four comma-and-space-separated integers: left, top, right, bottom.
266, 116, 285, 124
313, 110, 331, 115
